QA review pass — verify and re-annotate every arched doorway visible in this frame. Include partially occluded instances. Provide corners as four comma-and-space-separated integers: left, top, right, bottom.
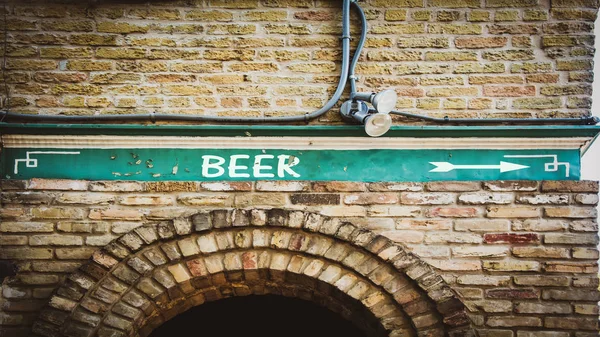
31, 209, 475, 337
149, 295, 373, 337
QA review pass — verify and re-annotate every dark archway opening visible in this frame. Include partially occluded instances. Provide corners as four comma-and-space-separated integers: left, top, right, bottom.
149, 295, 370, 337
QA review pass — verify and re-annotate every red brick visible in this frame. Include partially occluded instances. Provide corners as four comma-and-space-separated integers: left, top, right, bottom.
484, 233, 540, 244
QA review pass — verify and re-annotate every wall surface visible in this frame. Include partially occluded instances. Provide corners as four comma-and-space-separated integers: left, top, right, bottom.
1, 0, 600, 336
0, 0, 598, 121
0, 179, 598, 335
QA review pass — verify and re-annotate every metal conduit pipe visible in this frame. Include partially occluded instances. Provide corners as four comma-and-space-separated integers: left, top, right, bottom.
0, 0, 358, 124
386, 110, 600, 125
349, 0, 368, 96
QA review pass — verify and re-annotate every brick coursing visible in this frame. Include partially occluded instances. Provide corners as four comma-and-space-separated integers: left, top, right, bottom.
0, 179, 598, 335
1, 0, 598, 121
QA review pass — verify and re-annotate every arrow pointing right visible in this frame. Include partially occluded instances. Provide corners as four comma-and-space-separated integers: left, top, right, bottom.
430, 161, 530, 173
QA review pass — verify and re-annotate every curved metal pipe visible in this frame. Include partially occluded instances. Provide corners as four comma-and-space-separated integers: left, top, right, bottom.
0, 0, 355, 124
387, 110, 600, 125
349, 1, 368, 96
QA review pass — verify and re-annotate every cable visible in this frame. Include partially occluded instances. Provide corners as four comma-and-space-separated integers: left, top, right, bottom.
0, 0, 356, 124
387, 110, 599, 125
1, 2, 9, 123
349, 1, 367, 96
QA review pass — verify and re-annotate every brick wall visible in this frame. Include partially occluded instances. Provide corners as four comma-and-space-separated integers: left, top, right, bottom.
1, 0, 598, 121
0, 179, 598, 335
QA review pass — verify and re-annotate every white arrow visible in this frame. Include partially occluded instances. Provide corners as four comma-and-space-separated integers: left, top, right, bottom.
429, 161, 530, 173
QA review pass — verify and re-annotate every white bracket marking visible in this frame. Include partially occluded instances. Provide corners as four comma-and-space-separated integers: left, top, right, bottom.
503, 154, 570, 178
14, 151, 81, 174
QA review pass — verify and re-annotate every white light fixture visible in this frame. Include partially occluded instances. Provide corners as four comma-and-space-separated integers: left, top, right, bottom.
352, 89, 398, 114
364, 113, 392, 137
340, 100, 392, 137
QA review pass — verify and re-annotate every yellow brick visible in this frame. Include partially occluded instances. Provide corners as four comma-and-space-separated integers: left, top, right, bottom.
289, 37, 338, 48
367, 50, 422, 61
150, 24, 204, 34
385, 10, 407, 21
428, 0, 480, 7
274, 86, 324, 95
127, 8, 181, 20
171, 62, 223, 73
199, 75, 245, 85
427, 87, 479, 97
248, 97, 271, 108
90, 73, 141, 84
243, 10, 288, 21
147, 74, 196, 83
511, 62, 553, 73
371, 0, 423, 7
207, 24, 256, 35
469, 98, 493, 109
62, 97, 86, 108
182, 37, 233, 48
469, 75, 524, 84
467, 11, 491, 21
397, 64, 449, 75
417, 98, 440, 109
5, 46, 37, 57
524, 10, 548, 21
261, 0, 312, 7
425, 51, 478, 61
117, 61, 168, 73
398, 37, 449, 48
97, 22, 149, 34
265, 23, 311, 34
429, 24, 483, 34
365, 37, 394, 48
52, 84, 103, 96
371, 23, 425, 34
40, 47, 93, 59
495, 10, 520, 21
411, 10, 432, 20
420, 76, 464, 86
258, 50, 310, 61
87, 97, 111, 108
127, 38, 177, 47
204, 49, 255, 61
69, 34, 119, 46
229, 62, 279, 72
143, 97, 164, 107
185, 10, 233, 21
442, 98, 467, 109
148, 49, 202, 60
163, 85, 213, 96
210, 0, 259, 8
238, 37, 284, 47
356, 64, 394, 75
454, 63, 505, 74
167, 97, 190, 108
288, 62, 336, 73
41, 20, 94, 32
217, 85, 267, 96
6, 18, 38, 31
96, 48, 146, 59
7, 59, 57, 71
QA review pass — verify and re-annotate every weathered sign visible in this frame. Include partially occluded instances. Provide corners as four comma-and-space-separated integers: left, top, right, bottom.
1, 124, 597, 182
1, 148, 581, 182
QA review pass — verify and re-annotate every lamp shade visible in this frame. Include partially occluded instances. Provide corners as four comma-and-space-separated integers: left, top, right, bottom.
371, 89, 398, 114
364, 113, 392, 137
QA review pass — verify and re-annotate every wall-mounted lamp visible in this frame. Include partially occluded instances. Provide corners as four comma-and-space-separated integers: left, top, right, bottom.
352, 89, 398, 114
341, 100, 392, 137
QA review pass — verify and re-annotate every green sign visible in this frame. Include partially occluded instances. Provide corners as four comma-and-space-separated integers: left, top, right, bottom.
1, 148, 580, 182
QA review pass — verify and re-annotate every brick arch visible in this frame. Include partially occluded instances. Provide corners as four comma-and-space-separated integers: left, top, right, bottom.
31, 209, 476, 337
